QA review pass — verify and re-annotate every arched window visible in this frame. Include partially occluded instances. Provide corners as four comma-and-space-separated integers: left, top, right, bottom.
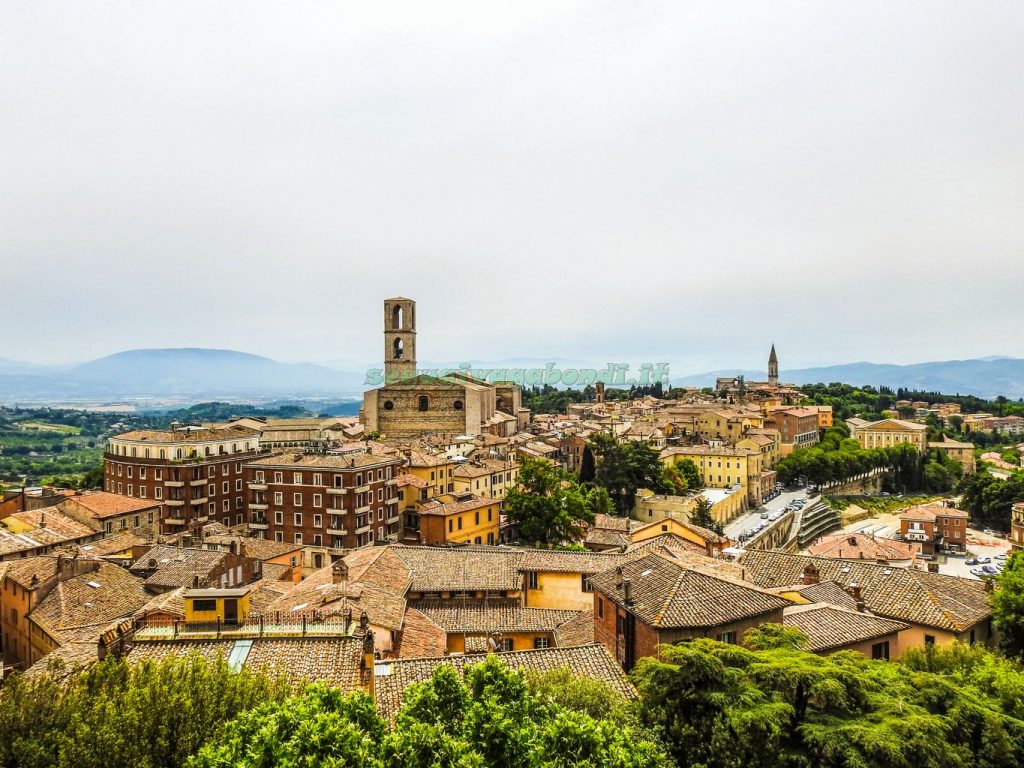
392, 305, 403, 330
393, 337, 404, 360
418, 395, 429, 412
313, 553, 324, 569
159, 449, 166, 459
144, 448, 150, 458
131, 447, 137, 457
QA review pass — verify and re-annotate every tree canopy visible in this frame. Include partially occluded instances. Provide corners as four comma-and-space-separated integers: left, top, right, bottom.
504, 457, 601, 545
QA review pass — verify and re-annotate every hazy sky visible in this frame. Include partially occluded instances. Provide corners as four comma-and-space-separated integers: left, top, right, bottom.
3, 1, 1023, 374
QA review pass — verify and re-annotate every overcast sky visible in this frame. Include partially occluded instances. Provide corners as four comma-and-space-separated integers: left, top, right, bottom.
3, 1, 1023, 374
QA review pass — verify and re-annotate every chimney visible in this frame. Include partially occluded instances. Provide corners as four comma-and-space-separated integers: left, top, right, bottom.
362, 629, 376, 696
800, 563, 820, 586
192, 575, 201, 589
615, 565, 624, 588
332, 560, 349, 585
359, 610, 369, 630
622, 578, 633, 605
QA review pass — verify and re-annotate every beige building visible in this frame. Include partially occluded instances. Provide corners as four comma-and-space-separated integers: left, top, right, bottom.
361, 298, 526, 439
660, 445, 772, 508
928, 436, 976, 475
633, 487, 745, 528
848, 418, 928, 452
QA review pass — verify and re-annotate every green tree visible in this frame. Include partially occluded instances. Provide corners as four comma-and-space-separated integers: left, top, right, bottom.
591, 434, 668, 514
579, 444, 596, 484
504, 457, 597, 545
992, 553, 1024, 659
688, 496, 723, 535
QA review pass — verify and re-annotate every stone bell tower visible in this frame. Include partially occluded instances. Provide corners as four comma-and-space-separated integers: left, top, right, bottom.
768, 344, 779, 388
384, 297, 417, 380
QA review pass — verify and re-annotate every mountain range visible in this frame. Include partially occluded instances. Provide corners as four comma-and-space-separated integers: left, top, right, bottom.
1, 349, 1023, 403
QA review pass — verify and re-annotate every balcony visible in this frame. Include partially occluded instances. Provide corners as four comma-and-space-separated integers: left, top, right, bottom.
356, 524, 371, 534
249, 520, 269, 530
191, 496, 209, 505
327, 527, 348, 536
327, 547, 347, 556
904, 531, 930, 542
249, 503, 268, 511
385, 497, 399, 506
386, 478, 398, 486
386, 515, 401, 524
355, 484, 370, 494
190, 478, 207, 487
165, 499, 185, 507
327, 487, 347, 495
165, 480, 185, 488
248, 482, 267, 491
193, 514, 209, 523
164, 516, 186, 525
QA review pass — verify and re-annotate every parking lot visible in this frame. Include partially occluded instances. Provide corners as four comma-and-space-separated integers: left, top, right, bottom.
724, 487, 814, 543
827, 511, 1012, 580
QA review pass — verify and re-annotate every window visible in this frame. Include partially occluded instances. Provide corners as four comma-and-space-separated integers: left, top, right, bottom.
528, 572, 539, 589
256, 471, 265, 483
475, 511, 480, 525
293, 472, 302, 484
924, 635, 936, 646
313, 474, 322, 486
155, 487, 163, 499
313, 534, 322, 546
499, 638, 513, 652
453, 399, 463, 410
313, 493, 322, 508
293, 493, 302, 506
140, 467, 147, 479
127, 484, 133, 497
127, 466, 133, 478
581, 575, 593, 593
448, 519, 453, 533
383, 400, 394, 411
871, 641, 890, 660
488, 508, 493, 521
208, 484, 215, 496
597, 597, 604, 618
294, 533, 303, 544
274, 472, 283, 483
716, 631, 737, 645
236, 479, 242, 491
140, 487, 147, 499
275, 511, 284, 524
314, 514, 322, 527
223, 499, 230, 512
457, 517, 463, 530
155, 469, 162, 480
533, 637, 550, 649
418, 395, 429, 411
294, 513, 303, 526
275, 531, 284, 542
223, 481, 229, 493
274, 492, 283, 505
193, 599, 217, 612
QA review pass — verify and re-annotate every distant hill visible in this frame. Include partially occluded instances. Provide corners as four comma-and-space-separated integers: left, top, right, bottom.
673, 357, 1024, 399
2, 349, 1023, 403
0, 348, 367, 401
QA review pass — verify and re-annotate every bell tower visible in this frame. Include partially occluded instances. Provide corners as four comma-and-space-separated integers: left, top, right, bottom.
768, 344, 779, 388
384, 297, 417, 380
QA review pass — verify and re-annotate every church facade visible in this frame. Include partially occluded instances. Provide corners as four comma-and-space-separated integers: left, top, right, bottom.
360, 298, 526, 439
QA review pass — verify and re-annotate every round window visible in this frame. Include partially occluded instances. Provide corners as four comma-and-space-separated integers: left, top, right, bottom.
383, 400, 394, 411
453, 400, 464, 410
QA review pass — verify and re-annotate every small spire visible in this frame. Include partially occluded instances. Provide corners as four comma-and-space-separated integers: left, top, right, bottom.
769, 343, 777, 363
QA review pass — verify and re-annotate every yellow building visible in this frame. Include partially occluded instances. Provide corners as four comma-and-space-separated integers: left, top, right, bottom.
183, 587, 252, 625
520, 550, 628, 611
453, 458, 520, 500
848, 418, 928, 452
417, 493, 500, 546
660, 445, 768, 508
737, 433, 779, 470
403, 449, 460, 497
695, 410, 766, 443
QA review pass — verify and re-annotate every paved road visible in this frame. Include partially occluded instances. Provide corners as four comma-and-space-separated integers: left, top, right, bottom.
724, 488, 811, 540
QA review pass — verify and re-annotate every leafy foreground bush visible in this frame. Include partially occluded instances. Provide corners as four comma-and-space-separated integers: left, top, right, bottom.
0, 655, 290, 768
633, 628, 1024, 768
189, 656, 667, 768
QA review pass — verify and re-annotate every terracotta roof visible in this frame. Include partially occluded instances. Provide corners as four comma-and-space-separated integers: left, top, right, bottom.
395, 473, 428, 489
202, 535, 302, 562
411, 600, 584, 634
783, 580, 858, 610
114, 426, 259, 442
4, 556, 60, 589
127, 635, 366, 691
784, 604, 909, 652
61, 492, 160, 520
806, 533, 916, 562
29, 563, 149, 646
592, 514, 632, 533
263, 561, 408, 631
128, 545, 232, 591
739, 550, 991, 632
590, 553, 789, 630
899, 504, 967, 522
0, 509, 98, 555
392, 608, 448, 659
247, 452, 402, 469
519, 549, 628, 574
552, 610, 596, 647
78, 532, 151, 557
390, 546, 524, 593
631, 517, 727, 545
583, 529, 632, 550
373, 644, 633, 722
417, 495, 497, 517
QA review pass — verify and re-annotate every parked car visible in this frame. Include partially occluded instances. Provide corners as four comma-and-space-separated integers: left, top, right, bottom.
978, 556, 991, 564
966, 558, 979, 565
970, 568, 985, 577
982, 565, 999, 575
996, 553, 1009, 560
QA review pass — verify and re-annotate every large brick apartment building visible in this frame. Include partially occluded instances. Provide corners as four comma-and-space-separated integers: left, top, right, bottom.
104, 426, 259, 535
246, 451, 405, 565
